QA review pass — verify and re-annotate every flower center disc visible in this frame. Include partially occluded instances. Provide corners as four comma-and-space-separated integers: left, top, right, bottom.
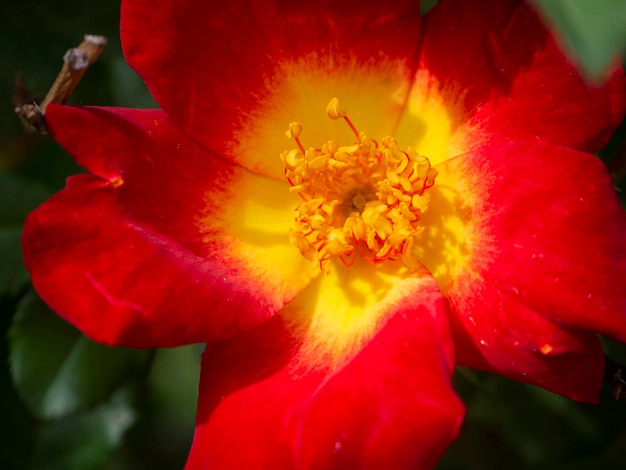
281, 98, 437, 273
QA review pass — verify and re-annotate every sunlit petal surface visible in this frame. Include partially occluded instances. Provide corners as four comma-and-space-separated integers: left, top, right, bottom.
188, 270, 462, 469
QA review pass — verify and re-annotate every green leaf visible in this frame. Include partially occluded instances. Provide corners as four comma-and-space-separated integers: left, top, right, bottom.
9, 291, 151, 420
0, 170, 51, 296
0, 295, 36, 470
442, 371, 626, 469
420, 0, 438, 16
0, 227, 30, 297
32, 385, 137, 470
109, 55, 157, 108
0, 171, 49, 227
529, 0, 626, 79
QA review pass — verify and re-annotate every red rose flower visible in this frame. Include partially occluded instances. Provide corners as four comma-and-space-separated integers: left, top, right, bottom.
22, 0, 626, 468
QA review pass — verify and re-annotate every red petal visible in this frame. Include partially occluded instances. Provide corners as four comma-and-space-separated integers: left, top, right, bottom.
411, 0, 626, 153
121, 0, 422, 179
22, 105, 314, 347
186, 265, 463, 469
421, 141, 626, 402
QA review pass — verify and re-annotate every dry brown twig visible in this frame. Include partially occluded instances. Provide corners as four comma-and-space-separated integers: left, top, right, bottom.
14, 34, 108, 133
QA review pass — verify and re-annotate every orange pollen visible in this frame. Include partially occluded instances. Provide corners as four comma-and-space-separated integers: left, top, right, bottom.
280, 98, 438, 273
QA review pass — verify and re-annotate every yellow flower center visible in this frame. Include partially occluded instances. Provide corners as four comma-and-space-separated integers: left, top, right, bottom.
281, 98, 438, 273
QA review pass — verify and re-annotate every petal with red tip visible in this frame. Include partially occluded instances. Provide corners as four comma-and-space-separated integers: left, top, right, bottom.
186, 262, 463, 469
121, 0, 422, 179
396, 0, 626, 154
22, 105, 314, 347
417, 141, 626, 402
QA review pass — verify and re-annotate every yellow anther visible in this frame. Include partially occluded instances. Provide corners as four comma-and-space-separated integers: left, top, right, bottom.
321, 202, 337, 214
325, 229, 352, 255
425, 168, 438, 187
326, 97, 346, 120
285, 122, 303, 138
285, 121, 306, 154
399, 176, 413, 193
288, 184, 306, 193
322, 140, 338, 154
281, 101, 437, 273
308, 155, 329, 171
281, 148, 302, 170
412, 194, 429, 212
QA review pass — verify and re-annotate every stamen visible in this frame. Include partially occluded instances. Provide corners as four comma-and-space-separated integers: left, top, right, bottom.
326, 97, 359, 139
285, 121, 305, 154
281, 100, 437, 273
325, 97, 346, 120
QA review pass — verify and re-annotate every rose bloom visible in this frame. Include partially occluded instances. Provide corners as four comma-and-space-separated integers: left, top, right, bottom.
22, 0, 626, 468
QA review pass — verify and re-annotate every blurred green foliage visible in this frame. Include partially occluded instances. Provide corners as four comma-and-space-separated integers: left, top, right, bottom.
441, 370, 626, 470
0, 173, 48, 297
1, 0, 625, 469
530, 0, 626, 80
10, 292, 151, 420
